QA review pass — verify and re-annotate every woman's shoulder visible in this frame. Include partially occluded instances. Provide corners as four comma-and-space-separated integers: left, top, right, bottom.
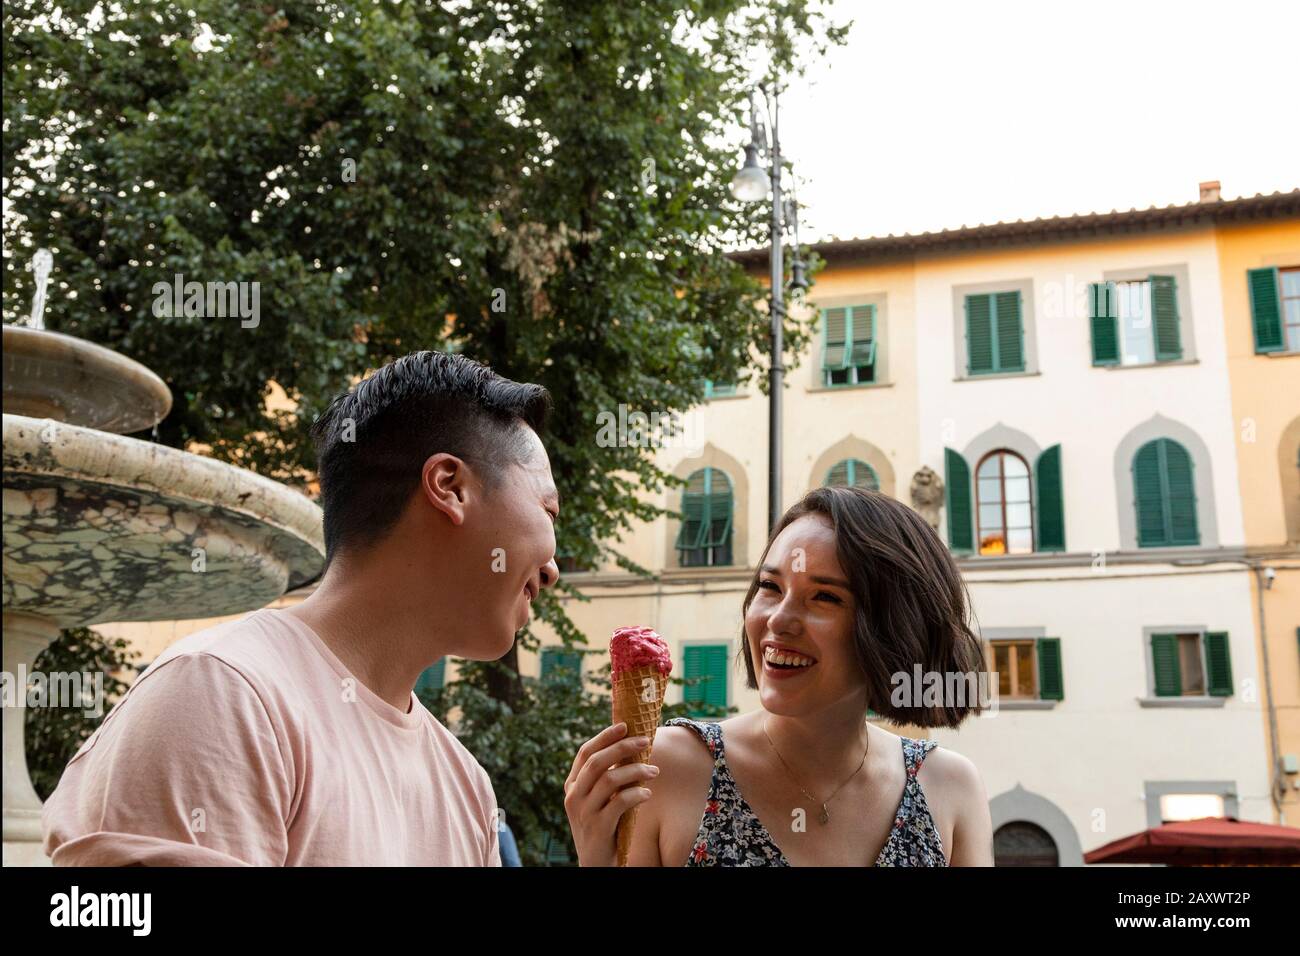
913, 739, 980, 787
641, 720, 721, 863
657, 718, 722, 765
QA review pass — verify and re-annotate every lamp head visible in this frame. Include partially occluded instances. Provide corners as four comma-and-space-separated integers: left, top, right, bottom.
730, 143, 769, 202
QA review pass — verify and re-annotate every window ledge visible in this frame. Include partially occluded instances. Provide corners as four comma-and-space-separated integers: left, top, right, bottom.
1260, 349, 1300, 359
995, 699, 1058, 710
806, 381, 894, 394
703, 391, 748, 403
1137, 696, 1227, 708
954, 370, 1040, 382
1099, 357, 1199, 371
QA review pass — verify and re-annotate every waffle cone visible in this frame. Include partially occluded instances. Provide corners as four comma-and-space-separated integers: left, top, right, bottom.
611, 665, 669, 866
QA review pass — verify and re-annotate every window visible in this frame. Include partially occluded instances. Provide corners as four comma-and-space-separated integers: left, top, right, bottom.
555, 551, 590, 574
1150, 631, 1232, 697
415, 658, 447, 702
1284, 269, 1300, 350
704, 379, 738, 399
993, 822, 1060, 867
976, 450, 1033, 556
675, 468, 734, 567
987, 637, 1063, 701
540, 647, 582, 688
825, 459, 879, 491
964, 291, 1024, 375
1159, 793, 1225, 823
1248, 266, 1300, 353
993, 640, 1036, 697
1089, 276, 1182, 365
683, 644, 729, 716
1116, 279, 1156, 365
821, 305, 876, 385
946, 444, 1064, 555
1132, 438, 1199, 547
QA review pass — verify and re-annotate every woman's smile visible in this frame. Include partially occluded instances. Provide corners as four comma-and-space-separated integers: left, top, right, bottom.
761, 641, 819, 679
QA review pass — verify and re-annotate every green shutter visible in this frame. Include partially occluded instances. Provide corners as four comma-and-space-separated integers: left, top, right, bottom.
995, 290, 1025, 370
683, 645, 728, 714
1134, 439, 1199, 548
1203, 632, 1233, 697
1151, 633, 1181, 697
1150, 274, 1182, 361
541, 648, 582, 686
1034, 444, 1065, 552
825, 459, 879, 491
849, 304, 876, 373
965, 294, 994, 374
855, 460, 880, 491
1247, 268, 1284, 353
674, 490, 708, 549
1088, 281, 1120, 365
826, 461, 851, 486
822, 307, 849, 372
1133, 441, 1168, 546
703, 490, 734, 549
415, 658, 447, 696
1163, 441, 1199, 545
676, 469, 732, 564
1036, 638, 1063, 701
945, 448, 973, 553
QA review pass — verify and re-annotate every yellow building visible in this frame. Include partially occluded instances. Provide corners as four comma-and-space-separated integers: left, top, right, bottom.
1215, 211, 1300, 823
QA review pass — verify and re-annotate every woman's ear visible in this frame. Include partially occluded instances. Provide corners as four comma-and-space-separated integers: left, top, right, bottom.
421, 453, 470, 526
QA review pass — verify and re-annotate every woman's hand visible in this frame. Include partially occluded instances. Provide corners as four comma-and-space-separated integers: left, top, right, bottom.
564, 722, 660, 867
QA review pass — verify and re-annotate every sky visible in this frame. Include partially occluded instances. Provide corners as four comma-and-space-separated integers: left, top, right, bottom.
772, 0, 1300, 244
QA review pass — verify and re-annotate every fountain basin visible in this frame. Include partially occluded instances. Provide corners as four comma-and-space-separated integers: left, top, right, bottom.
3, 414, 324, 627
2, 325, 172, 434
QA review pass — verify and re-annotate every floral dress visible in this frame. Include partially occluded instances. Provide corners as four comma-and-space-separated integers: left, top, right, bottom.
663, 717, 948, 866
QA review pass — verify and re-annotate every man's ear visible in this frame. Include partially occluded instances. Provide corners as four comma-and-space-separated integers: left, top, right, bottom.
420, 453, 471, 526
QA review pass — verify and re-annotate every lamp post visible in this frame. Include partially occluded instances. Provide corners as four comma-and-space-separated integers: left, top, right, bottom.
731, 86, 811, 533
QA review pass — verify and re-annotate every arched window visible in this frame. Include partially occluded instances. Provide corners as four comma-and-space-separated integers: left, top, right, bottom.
824, 458, 879, 491
993, 822, 1060, 867
976, 450, 1033, 555
676, 468, 733, 567
1133, 438, 1199, 547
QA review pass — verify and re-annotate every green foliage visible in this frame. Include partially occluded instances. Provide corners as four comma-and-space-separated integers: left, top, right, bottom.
420, 655, 731, 866
25, 628, 140, 802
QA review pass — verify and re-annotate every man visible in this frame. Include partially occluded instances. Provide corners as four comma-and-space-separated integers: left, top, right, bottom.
42, 351, 561, 865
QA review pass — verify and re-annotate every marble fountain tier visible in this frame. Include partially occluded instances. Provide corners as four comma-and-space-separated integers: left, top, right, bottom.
2, 323, 325, 866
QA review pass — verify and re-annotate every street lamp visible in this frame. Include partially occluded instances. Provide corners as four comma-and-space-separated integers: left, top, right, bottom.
730, 86, 811, 533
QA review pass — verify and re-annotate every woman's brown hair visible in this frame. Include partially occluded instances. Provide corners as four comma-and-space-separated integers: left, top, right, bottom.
739, 485, 986, 728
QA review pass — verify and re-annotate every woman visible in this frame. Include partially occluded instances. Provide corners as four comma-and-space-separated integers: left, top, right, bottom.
564, 486, 994, 866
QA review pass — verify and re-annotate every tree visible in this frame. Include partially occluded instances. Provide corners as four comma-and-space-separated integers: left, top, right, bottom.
5, 0, 846, 858
25, 627, 140, 802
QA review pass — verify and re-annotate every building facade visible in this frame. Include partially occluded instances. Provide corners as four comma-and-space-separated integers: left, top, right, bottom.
527, 185, 1300, 863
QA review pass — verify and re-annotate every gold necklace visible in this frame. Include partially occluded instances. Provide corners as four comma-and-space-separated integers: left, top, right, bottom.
761, 717, 869, 825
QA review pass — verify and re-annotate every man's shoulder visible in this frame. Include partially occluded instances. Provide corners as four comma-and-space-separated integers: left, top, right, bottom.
146, 608, 307, 688
422, 712, 496, 799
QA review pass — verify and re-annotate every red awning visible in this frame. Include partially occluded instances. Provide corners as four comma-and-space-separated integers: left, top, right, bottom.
1085, 816, 1300, 865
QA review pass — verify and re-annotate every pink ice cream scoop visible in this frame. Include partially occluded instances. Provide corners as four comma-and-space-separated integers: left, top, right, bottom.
610, 625, 673, 678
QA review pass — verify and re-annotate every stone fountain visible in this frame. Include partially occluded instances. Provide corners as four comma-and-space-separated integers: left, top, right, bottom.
2, 252, 325, 866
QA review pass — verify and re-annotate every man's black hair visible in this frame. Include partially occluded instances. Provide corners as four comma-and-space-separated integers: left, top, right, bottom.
309, 350, 551, 562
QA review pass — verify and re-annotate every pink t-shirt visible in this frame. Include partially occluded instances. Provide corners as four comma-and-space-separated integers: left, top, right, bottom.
42, 608, 501, 866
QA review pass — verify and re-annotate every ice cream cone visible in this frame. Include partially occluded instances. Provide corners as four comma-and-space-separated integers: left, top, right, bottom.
612, 664, 669, 866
